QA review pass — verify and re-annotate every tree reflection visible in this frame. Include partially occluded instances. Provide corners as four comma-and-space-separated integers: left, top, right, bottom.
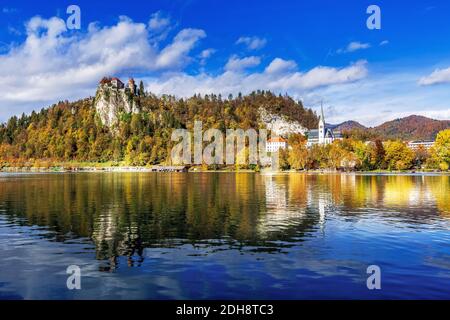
0, 172, 448, 271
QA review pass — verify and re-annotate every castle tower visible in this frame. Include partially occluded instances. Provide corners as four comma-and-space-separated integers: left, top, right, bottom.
128, 78, 136, 95
318, 102, 325, 144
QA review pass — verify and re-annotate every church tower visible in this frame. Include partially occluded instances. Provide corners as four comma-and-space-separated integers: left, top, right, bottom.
318, 102, 325, 144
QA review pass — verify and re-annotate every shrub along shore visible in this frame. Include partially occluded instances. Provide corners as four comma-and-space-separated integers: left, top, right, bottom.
1, 163, 448, 175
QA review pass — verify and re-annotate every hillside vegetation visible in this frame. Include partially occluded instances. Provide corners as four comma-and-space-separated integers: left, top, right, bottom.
372, 115, 450, 140
0, 90, 318, 167
337, 115, 450, 141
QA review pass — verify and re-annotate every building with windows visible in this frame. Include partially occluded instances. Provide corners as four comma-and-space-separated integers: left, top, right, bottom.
266, 137, 288, 153
307, 105, 342, 147
99, 77, 138, 94
407, 140, 435, 150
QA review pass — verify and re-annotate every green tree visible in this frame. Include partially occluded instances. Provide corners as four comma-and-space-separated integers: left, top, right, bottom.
352, 140, 372, 170
139, 80, 145, 97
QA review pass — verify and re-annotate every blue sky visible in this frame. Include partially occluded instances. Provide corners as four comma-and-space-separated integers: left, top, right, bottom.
1, 0, 450, 126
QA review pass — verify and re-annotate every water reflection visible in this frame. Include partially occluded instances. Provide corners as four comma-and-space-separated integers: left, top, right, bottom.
0, 173, 449, 273
0, 173, 450, 299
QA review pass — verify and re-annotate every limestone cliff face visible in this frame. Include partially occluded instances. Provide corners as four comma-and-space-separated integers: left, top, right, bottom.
259, 107, 307, 137
94, 83, 138, 127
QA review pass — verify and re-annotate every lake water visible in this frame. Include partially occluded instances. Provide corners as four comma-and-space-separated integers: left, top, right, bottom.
0, 172, 449, 299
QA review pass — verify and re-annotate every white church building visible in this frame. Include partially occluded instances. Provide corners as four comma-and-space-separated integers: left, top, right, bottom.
306, 105, 342, 147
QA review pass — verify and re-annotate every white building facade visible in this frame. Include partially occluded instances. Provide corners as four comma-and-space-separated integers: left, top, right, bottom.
266, 137, 288, 153
407, 141, 435, 150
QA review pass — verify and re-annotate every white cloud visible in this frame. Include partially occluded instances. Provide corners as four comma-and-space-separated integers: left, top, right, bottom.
418, 67, 450, 86
199, 48, 216, 65
347, 42, 371, 52
236, 36, 267, 50
144, 60, 368, 99
265, 58, 297, 74
270, 60, 368, 90
0, 16, 152, 106
148, 11, 170, 32
225, 55, 261, 71
0, 13, 368, 122
309, 70, 450, 126
379, 40, 389, 46
200, 48, 215, 59
0, 15, 206, 120
142, 61, 449, 126
155, 28, 206, 69
2, 14, 447, 127
148, 11, 173, 42
337, 41, 371, 54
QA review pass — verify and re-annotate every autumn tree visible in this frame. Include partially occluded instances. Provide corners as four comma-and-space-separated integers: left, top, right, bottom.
306, 144, 329, 169
287, 134, 308, 170
413, 145, 429, 169
431, 129, 450, 170
352, 140, 372, 170
327, 141, 346, 169
371, 139, 386, 169
384, 141, 414, 170
278, 148, 290, 170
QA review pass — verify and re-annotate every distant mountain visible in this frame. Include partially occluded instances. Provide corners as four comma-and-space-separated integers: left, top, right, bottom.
333, 120, 367, 132
333, 115, 450, 141
372, 115, 450, 141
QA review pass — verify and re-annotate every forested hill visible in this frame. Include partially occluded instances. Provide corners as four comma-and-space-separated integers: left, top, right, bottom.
333, 120, 367, 132
340, 115, 450, 141
0, 90, 318, 165
371, 115, 450, 140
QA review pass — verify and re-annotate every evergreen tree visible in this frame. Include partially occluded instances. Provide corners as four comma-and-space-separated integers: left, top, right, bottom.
139, 80, 145, 97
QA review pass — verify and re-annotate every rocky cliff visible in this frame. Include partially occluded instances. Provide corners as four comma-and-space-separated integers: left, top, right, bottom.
259, 107, 308, 136
94, 83, 139, 127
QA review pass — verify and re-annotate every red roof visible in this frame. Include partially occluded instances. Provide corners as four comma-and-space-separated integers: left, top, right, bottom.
268, 137, 287, 143
111, 77, 123, 83
99, 77, 124, 85
99, 77, 110, 84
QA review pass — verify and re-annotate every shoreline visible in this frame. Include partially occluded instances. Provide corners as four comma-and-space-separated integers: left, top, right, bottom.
0, 166, 448, 176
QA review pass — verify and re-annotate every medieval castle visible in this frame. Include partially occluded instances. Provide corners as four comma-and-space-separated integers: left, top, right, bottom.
99, 77, 138, 96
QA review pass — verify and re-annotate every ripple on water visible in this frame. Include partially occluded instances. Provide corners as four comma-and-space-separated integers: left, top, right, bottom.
0, 173, 449, 299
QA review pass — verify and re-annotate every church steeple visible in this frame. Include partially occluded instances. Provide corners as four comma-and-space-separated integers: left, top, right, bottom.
320, 101, 325, 123
306, 100, 342, 147
318, 101, 325, 144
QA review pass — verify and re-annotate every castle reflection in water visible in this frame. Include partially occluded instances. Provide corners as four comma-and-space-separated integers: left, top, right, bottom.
0, 172, 449, 271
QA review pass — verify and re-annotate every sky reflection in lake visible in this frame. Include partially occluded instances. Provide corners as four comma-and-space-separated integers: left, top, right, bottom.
0, 173, 449, 299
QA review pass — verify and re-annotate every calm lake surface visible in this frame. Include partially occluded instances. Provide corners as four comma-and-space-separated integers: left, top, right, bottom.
0, 172, 449, 299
